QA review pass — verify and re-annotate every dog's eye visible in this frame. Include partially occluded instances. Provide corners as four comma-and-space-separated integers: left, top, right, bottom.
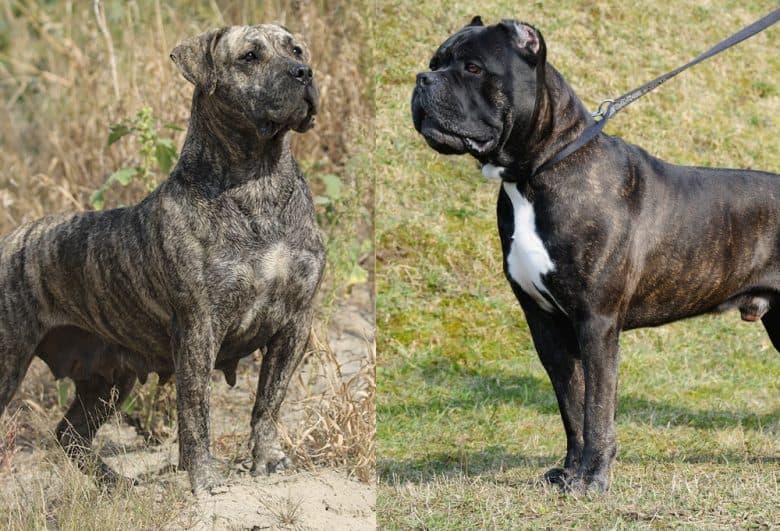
241, 51, 258, 62
292, 45, 303, 57
465, 63, 482, 75
429, 58, 439, 71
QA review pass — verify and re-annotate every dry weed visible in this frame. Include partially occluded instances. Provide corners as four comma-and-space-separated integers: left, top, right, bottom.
259, 493, 306, 529
0, 410, 20, 471
0, 0, 370, 226
0, 405, 187, 530
280, 329, 376, 483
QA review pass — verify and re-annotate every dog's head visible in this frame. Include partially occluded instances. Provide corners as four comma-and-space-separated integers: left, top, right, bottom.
171, 24, 319, 138
411, 17, 546, 163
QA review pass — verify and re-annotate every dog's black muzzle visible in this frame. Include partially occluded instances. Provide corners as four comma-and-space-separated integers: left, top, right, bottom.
288, 63, 314, 87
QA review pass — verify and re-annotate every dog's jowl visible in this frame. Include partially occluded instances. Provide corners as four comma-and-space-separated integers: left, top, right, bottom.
0, 24, 324, 494
412, 17, 778, 491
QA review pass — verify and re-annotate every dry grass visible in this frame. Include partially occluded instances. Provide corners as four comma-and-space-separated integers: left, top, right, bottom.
281, 330, 376, 483
0, 340, 376, 527
0, 0, 370, 225
0, 403, 189, 530
259, 493, 305, 528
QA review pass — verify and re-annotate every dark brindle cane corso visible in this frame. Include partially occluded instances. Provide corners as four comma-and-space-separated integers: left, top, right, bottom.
412, 17, 778, 491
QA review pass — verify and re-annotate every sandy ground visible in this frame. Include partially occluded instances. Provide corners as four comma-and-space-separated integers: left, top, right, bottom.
0, 283, 375, 530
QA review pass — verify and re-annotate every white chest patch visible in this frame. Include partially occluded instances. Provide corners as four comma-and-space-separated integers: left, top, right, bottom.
260, 241, 292, 281
482, 163, 506, 180
501, 181, 564, 314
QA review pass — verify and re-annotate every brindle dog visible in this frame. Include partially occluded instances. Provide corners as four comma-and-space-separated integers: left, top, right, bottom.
0, 24, 324, 495
412, 17, 779, 491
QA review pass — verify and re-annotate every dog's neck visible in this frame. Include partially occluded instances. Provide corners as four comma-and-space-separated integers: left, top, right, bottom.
495, 64, 594, 184
175, 90, 296, 190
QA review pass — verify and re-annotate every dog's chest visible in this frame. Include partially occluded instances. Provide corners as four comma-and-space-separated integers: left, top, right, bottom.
229, 237, 323, 336
204, 187, 324, 343
501, 182, 561, 313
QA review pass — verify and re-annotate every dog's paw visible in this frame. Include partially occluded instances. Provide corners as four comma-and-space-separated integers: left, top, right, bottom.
250, 445, 291, 476
543, 466, 573, 486
564, 473, 610, 494
190, 456, 227, 496
567, 476, 609, 493
544, 466, 610, 493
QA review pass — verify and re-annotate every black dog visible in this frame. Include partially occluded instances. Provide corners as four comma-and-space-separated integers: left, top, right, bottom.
412, 17, 779, 491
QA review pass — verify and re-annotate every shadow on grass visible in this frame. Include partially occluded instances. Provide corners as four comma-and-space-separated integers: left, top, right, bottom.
380, 367, 779, 483
384, 365, 780, 432
378, 450, 780, 485
378, 450, 556, 485
617, 393, 780, 432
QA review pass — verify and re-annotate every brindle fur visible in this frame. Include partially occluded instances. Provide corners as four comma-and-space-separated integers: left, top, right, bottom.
0, 24, 324, 494
412, 18, 779, 492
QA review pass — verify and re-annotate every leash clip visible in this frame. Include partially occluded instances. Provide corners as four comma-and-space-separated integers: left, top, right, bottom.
591, 99, 614, 120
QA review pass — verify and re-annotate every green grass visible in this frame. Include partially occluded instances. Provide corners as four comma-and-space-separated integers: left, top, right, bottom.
376, 0, 779, 527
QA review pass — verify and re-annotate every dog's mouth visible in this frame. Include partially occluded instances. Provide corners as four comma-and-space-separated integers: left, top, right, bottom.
295, 92, 318, 132
418, 114, 497, 157
290, 86, 318, 133
256, 90, 318, 136
463, 136, 496, 155
412, 85, 503, 160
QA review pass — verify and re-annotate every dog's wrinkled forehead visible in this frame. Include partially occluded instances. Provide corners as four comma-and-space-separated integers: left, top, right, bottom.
171, 24, 312, 95
430, 18, 542, 67
218, 24, 310, 61
433, 25, 489, 63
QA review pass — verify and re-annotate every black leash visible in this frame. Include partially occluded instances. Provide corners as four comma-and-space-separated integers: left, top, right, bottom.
534, 7, 780, 176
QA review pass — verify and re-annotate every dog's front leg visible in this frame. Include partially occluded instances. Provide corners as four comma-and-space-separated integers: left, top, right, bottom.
250, 313, 313, 475
522, 307, 585, 486
171, 318, 222, 494
572, 313, 620, 492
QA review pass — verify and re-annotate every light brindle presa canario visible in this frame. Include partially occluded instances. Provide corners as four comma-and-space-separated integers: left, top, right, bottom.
0, 24, 324, 495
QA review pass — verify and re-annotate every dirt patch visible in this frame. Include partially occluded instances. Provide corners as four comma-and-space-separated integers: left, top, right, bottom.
0, 283, 375, 530
182, 470, 374, 530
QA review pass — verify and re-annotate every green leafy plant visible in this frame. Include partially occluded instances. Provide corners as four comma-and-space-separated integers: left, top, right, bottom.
119, 375, 176, 443
90, 107, 181, 210
312, 171, 370, 289
313, 173, 344, 223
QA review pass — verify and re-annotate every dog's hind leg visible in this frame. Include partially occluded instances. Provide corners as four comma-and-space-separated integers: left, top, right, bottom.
761, 309, 780, 352
0, 333, 40, 415
55, 371, 136, 485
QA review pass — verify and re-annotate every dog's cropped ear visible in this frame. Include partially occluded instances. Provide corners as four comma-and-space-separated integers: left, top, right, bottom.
499, 20, 546, 65
467, 15, 484, 27
170, 27, 228, 95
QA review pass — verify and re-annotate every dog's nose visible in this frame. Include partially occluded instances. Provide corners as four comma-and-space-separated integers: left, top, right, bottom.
416, 72, 435, 86
289, 63, 313, 86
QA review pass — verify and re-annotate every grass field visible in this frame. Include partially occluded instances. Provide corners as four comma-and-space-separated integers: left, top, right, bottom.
2, 0, 779, 527
376, 0, 779, 528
